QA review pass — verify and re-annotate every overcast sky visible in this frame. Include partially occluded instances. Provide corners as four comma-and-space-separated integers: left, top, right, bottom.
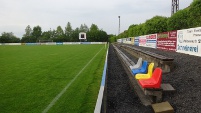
0, 0, 193, 38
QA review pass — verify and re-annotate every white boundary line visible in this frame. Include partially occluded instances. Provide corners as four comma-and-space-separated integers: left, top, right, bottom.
42, 47, 104, 113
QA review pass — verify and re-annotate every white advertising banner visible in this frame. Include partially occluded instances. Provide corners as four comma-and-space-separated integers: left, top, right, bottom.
125, 38, 132, 44
122, 38, 126, 43
63, 42, 81, 45
177, 27, 201, 57
5, 43, 21, 45
91, 42, 99, 44
117, 39, 123, 43
139, 35, 147, 47
45, 42, 56, 45
146, 34, 157, 48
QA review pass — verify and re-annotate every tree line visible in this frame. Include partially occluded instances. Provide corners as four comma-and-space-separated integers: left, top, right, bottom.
109, 0, 201, 42
0, 22, 108, 43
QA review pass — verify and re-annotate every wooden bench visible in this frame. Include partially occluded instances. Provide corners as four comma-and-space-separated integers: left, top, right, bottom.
113, 44, 175, 105
114, 46, 135, 66
141, 51, 174, 61
120, 44, 174, 73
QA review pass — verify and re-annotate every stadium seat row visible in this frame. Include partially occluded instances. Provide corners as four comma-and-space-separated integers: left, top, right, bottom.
130, 58, 162, 89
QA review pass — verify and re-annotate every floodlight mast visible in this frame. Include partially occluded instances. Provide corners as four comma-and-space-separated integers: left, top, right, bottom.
118, 16, 120, 35
171, 0, 179, 16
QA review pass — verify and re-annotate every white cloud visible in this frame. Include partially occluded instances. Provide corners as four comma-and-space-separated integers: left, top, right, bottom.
0, 0, 193, 37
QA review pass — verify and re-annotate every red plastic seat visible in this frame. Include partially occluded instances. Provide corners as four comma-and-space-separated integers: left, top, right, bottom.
138, 68, 162, 88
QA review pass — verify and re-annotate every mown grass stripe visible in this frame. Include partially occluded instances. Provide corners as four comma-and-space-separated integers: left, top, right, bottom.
42, 47, 104, 113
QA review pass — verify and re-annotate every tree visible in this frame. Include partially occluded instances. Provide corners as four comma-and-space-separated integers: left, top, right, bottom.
40, 31, 51, 41
188, 0, 201, 28
87, 24, 108, 42
90, 24, 99, 31
145, 16, 168, 34
0, 32, 20, 43
21, 25, 33, 43
32, 25, 42, 42
50, 29, 57, 42
128, 24, 137, 37
24, 25, 32, 37
79, 24, 89, 32
167, 8, 189, 31
87, 24, 99, 41
118, 30, 128, 39
108, 34, 116, 43
65, 22, 73, 41
71, 27, 80, 42
98, 30, 108, 42
55, 26, 64, 42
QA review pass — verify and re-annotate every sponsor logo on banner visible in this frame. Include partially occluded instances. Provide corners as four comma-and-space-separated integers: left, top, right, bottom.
178, 31, 183, 43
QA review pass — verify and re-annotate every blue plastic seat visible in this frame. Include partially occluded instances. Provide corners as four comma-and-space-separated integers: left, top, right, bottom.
131, 61, 148, 75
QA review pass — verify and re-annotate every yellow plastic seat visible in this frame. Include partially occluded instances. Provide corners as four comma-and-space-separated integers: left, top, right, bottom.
135, 63, 154, 80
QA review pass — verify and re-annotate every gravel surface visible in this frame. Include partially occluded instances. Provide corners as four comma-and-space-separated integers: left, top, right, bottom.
106, 44, 152, 113
107, 43, 201, 113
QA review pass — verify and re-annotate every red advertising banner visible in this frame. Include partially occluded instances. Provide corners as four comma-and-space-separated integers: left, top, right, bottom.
157, 31, 177, 51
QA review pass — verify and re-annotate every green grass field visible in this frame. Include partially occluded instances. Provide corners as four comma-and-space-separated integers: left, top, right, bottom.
0, 44, 107, 113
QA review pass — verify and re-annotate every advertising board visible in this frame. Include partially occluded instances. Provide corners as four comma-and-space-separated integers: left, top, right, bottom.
131, 37, 135, 45
122, 38, 126, 43
91, 42, 100, 44
4, 43, 21, 45
134, 37, 139, 46
177, 27, 201, 56
146, 34, 157, 48
25, 43, 40, 45
117, 39, 121, 43
56, 42, 63, 45
45, 42, 56, 45
139, 35, 147, 47
63, 42, 81, 45
157, 31, 177, 51
125, 38, 132, 44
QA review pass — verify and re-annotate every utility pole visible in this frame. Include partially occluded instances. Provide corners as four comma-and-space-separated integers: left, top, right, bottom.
118, 16, 120, 35
171, 0, 179, 16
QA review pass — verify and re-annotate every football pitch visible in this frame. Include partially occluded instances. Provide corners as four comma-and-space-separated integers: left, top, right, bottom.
0, 44, 107, 113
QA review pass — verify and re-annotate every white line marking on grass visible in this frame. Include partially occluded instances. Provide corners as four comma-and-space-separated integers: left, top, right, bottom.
42, 47, 104, 113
